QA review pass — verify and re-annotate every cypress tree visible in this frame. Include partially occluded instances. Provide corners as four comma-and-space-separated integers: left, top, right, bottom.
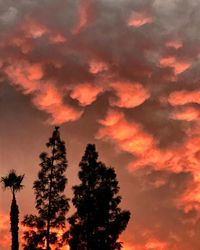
67, 144, 130, 250
23, 127, 69, 250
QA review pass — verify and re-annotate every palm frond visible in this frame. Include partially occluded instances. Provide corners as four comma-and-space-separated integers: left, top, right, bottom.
1, 169, 24, 192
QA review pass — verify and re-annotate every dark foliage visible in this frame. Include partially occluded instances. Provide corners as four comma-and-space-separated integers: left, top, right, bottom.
23, 127, 69, 250
67, 144, 131, 250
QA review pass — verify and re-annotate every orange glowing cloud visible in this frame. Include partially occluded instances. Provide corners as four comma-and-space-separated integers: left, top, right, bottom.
159, 56, 191, 75
110, 82, 150, 108
1, 1, 200, 249
2, 17, 66, 54
168, 89, 200, 106
89, 60, 108, 74
70, 83, 103, 106
128, 125, 200, 173
121, 234, 168, 250
128, 11, 153, 27
4, 60, 43, 93
72, 0, 91, 34
166, 39, 183, 49
145, 238, 167, 250
50, 105, 83, 125
126, 119, 200, 217
171, 107, 200, 121
33, 84, 83, 124
33, 84, 62, 108
99, 109, 124, 127
178, 180, 200, 213
128, 149, 175, 173
27, 64, 44, 81
49, 33, 67, 44
97, 109, 155, 156
122, 243, 135, 250
175, 132, 200, 211
22, 18, 48, 39
4, 59, 83, 124
9, 36, 33, 54
97, 107, 200, 193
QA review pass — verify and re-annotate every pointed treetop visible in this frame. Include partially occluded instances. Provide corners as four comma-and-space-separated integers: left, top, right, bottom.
49, 126, 61, 146
53, 126, 60, 137
82, 144, 98, 162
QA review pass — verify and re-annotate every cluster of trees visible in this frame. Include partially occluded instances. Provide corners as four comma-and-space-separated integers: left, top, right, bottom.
1, 127, 131, 250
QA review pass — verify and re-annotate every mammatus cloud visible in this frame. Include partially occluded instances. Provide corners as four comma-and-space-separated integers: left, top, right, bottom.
110, 82, 150, 108
170, 107, 200, 122
4, 59, 42, 93
1, 0, 200, 249
33, 84, 83, 124
97, 108, 200, 180
2, 59, 82, 124
70, 83, 103, 106
159, 56, 191, 75
97, 109, 155, 156
97, 108, 200, 249
169, 89, 200, 106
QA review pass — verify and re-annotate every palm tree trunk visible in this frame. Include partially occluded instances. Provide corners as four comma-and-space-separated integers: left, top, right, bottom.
10, 193, 19, 250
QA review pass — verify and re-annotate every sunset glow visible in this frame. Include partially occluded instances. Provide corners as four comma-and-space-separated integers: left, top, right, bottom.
1, 0, 200, 249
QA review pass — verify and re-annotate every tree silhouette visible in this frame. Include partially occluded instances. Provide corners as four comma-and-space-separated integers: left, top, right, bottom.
1, 170, 24, 250
23, 127, 69, 250
67, 144, 131, 250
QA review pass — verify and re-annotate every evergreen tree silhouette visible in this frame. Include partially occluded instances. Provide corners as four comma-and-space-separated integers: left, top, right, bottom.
23, 127, 69, 250
67, 144, 130, 250
1, 170, 24, 250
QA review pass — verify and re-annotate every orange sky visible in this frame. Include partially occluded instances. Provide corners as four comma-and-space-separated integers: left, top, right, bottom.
1, 0, 200, 249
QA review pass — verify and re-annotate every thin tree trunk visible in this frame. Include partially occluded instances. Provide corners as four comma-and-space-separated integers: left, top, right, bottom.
46, 144, 55, 250
10, 192, 19, 250
46, 168, 53, 250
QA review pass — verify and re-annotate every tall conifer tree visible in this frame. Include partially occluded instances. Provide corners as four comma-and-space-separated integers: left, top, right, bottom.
23, 127, 69, 250
67, 144, 130, 250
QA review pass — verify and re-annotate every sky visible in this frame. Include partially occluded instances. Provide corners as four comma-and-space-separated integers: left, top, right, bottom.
0, 0, 200, 249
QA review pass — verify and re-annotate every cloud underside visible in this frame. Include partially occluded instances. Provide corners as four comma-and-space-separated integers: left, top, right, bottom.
1, 0, 200, 249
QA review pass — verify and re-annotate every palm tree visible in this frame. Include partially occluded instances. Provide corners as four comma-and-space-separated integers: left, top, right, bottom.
1, 170, 24, 250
